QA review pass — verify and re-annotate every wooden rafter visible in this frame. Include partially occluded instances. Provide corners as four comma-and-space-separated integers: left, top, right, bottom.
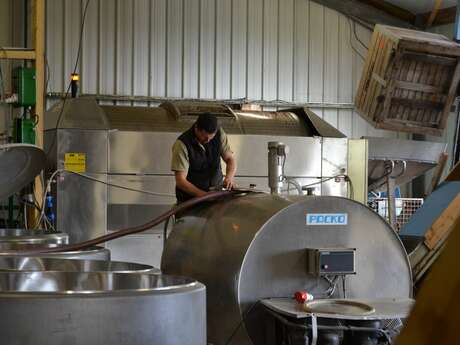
0, 50, 36, 60
32, 0, 45, 149
417, 5, 458, 27
32, 0, 45, 224
357, 0, 416, 24
314, 0, 458, 29
426, 0, 444, 28
309, 0, 416, 29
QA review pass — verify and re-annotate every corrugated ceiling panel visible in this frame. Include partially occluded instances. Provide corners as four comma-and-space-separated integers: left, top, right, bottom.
323, 7, 339, 128
98, 0, 115, 95
308, 1, 324, 107
215, 0, 231, 99
133, 0, 150, 97
166, 0, 182, 97
46, 0, 409, 139
278, 0, 294, 102
82, 0, 98, 94
246, 0, 263, 100
338, 16, 353, 137
46, 0, 64, 93
199, 0, 216, 98
262, 0, 278, 101
150, 0, 166, 97
115, 0, 133, 96
183, 0, 200, 98
63, 0, 81, 87
231, 0, 247, 99
293, 0, 309, 103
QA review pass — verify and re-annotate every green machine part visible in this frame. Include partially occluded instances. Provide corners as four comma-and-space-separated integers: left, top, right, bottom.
14, 118, 36, 144
14, 67, 36, 107
12, 67, 36, 145
5, 68, 36, 228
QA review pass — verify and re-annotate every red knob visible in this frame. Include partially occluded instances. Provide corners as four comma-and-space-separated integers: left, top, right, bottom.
294, 291, 308, 303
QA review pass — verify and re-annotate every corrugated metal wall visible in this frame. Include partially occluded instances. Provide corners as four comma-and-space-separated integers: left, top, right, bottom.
45, 0, 403, 139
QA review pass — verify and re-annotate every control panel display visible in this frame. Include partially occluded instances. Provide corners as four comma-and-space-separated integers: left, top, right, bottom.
306, 248, 356, 276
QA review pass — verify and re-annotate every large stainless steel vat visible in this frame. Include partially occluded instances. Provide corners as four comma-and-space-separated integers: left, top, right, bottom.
0, 244, 110, 260
0, 229, 68, 245
162, 193, 412, 345
0, 272, 206, 345
0, 257, 159, 273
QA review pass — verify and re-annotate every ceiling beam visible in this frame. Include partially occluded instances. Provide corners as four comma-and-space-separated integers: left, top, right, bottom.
0, 49, 35, 60
426, 0, 444, 28
357, 0, 416, 24
310, 0, 417, 29
417, 6, 457, 27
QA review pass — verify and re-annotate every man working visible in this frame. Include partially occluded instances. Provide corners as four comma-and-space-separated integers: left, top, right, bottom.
171, 113, 237, 203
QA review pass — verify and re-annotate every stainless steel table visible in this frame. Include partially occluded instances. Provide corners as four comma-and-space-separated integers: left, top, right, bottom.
261, 298, 414, 320
260, 298, 414, 345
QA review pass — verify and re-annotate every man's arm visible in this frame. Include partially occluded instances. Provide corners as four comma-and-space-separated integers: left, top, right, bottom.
222, 151, 236, 189
219, 128, 237, 190
175, 171, 207, 197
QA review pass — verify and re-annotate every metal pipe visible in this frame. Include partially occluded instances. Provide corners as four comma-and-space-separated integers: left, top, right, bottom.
387, 175, 397, 230
46, 92, 356, 109
268, 142, 287, 195
163, 215, 173, 249
285, 178, 303, 195
6, 190, 243, 255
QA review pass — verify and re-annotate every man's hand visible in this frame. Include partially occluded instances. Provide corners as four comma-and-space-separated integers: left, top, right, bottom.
222, 151, 237, 190
223, 176, 235, 190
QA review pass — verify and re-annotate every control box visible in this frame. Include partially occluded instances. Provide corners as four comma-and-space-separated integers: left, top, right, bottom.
306, 248, 356, 276
13, 67, 36, 107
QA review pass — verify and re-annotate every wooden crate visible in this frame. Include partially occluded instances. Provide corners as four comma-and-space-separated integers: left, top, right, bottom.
355, 25, 460, 136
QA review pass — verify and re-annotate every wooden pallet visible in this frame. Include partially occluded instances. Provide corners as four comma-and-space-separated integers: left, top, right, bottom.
355, 25, 460, 136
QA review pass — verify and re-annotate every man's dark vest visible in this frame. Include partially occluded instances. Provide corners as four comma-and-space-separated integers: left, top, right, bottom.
175, 127, 223, 203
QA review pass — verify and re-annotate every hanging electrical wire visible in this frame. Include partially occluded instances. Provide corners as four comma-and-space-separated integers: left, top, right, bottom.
12, 189, 241, 255
34, 168, 176, 230
45, 0, 92, 157
323, 275, 340, 297
67, 170, 176, 197
347, 18, 368, 61
352, 20, 369, 50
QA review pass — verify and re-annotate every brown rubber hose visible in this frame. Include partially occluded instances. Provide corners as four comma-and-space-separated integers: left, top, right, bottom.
5, 190, 241, 255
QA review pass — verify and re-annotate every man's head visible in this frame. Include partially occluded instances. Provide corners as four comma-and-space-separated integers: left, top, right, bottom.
194, 113, 219, 144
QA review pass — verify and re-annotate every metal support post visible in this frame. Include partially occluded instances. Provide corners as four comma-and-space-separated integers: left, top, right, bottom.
387, 176, 397, 230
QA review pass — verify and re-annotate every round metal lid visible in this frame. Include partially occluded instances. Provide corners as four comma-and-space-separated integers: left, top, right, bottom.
0, 144, 46, 200
304, 299, 375, 316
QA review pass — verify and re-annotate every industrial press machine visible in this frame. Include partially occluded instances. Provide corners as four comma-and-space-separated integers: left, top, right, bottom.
44, 97, 444, 268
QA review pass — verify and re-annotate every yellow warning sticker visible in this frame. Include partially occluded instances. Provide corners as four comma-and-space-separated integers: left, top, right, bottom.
64, 153, 86, 173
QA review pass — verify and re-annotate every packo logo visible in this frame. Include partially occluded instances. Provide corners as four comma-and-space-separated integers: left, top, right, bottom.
306, 213, 348, 226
